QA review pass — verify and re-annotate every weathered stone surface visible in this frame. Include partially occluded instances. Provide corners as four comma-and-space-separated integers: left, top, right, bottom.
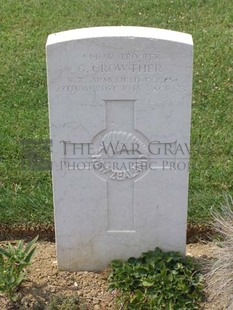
46, 26, 193, 271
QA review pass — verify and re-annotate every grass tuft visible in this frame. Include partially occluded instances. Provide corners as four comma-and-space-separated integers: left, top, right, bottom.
206, 196, 233, 308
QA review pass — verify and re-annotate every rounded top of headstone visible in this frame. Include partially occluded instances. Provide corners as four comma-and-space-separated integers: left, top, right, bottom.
46, 26, 193, 46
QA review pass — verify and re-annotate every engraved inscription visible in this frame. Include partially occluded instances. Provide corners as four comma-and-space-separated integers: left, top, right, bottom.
120, 53, 160, 60
82, 52, 159, 61
82, 52, 113, 60
77, 63, 162, 74
55, 50, 186, 95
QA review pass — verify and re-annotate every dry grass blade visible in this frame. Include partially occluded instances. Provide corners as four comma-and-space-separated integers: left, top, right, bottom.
206, 196, 233, 309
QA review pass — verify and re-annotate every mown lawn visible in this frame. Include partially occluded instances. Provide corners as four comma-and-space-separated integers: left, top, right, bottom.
0, 0, 232, 226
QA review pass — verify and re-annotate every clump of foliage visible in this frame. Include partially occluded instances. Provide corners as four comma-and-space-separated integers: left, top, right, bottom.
206, 195, 233, 308
108, 247, 204, 310
0, 236, 38, 301
48, 295, 87, 310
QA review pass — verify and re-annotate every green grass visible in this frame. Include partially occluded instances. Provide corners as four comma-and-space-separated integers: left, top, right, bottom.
0, 0, 232, 225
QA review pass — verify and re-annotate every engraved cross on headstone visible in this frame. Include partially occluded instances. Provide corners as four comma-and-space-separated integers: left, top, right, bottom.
92, 99, 149, 232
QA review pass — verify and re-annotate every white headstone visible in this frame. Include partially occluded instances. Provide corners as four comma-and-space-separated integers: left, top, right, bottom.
46, 26, 193, 271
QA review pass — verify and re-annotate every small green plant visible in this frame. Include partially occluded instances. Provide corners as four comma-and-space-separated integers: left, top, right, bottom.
0, 235, 38, 301
48, 295, 87, 310
108, 248, 204, 310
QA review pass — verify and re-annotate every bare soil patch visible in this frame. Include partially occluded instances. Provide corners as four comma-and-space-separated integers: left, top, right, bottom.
0, 223, 215, 243
0, 241, 228, 309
